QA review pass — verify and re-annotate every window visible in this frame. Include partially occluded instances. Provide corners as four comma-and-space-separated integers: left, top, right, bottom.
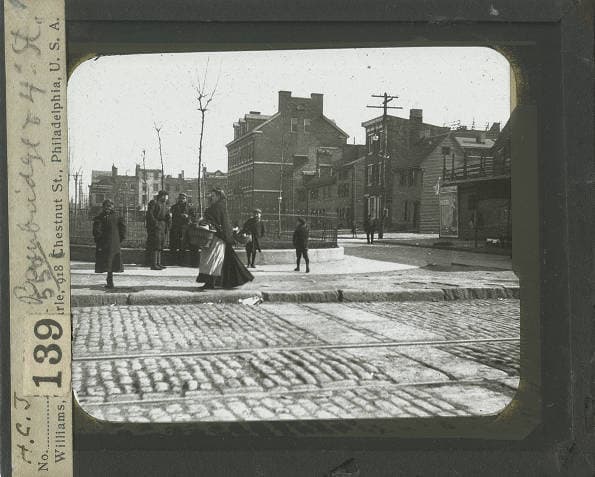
95, 193, 104, 204
441, 146, 451, 156
153, 183, 159, 192
304, 118, 311, 133
153, 171, 159, 180
367, 164, 373, 186
399, 171, 406, 186
403, 201, 409, 221
142, 184, 147, 192
408, 170, 414, 186
291, 118, 298, 132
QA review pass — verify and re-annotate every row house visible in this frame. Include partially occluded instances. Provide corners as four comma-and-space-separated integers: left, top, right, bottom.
88, 165, 140, 215
301, 144, 366, 227
88, 164, 227, 216
226, 91, 349, 222
362, 109, 450, 231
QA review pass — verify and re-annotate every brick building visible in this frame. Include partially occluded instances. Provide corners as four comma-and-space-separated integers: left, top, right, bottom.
362, 110, 449, 231
88, 165, 227, 216
301, 144, 367, 227
226, 91, 350, 222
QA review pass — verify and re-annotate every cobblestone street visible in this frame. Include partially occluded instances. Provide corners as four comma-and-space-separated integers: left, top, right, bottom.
73, 299, 520, 422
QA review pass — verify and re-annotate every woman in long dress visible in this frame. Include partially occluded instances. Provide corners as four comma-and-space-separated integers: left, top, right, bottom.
196, 188, 254, 290
93, 199, 126, 289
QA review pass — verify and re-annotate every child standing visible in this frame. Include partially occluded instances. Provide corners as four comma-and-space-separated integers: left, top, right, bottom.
293, 217, 310, 273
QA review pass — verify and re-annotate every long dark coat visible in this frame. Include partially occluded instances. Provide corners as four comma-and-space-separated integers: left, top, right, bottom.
93, 211, 126, 273
146, 199, 170, 251
293, 223, 310, 251
170, 201, 193, 250
202, 199, 253, 288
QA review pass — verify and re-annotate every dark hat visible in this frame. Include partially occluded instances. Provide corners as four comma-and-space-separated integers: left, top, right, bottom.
297, 216, 306, 224
157, 190, 168, 197
178, 193, 187, 198
253, 208, 262, 214
102, 199, 114, 207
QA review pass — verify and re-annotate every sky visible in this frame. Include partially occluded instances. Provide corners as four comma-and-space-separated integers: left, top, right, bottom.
67, 47, 510, 193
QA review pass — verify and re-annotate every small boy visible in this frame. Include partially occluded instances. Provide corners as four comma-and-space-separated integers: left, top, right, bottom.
293, 217, 310, 273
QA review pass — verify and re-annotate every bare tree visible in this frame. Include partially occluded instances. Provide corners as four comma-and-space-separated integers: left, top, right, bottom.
154, 123, 164, 190
193, 58, 220, 217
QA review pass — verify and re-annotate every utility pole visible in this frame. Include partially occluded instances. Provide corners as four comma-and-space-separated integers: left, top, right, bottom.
78, 172, 83, 211
367, 92, 402, 156
72, 170, 80, 223
366, 92, 402, 219
142, 149, 147, 210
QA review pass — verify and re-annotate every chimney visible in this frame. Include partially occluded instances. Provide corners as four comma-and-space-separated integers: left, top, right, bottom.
487, 122, 501, 139
111, 165, 117, 178
409, 109, 423, 147
476, 131, 487, 143
310, 93, 323, 114
278, 91, 292, 114
409, 109, 423, 123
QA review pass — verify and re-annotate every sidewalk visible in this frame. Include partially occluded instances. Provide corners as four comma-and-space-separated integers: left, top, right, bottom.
338, 232, 512, 256
70, 255, 519, 306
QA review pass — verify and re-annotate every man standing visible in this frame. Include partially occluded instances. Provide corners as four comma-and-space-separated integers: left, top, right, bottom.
169, 193, 193, 265
241, 208, 265, 268
146, 190, 170, 270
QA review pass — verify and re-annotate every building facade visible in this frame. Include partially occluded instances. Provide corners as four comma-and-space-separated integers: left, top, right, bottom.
88, 165, 227, 216
417, 123, 505, 239
226, 91, 350, 222
361, 109, 449, 231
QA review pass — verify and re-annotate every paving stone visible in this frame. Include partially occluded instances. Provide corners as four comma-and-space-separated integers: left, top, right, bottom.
74, 299, 520, 422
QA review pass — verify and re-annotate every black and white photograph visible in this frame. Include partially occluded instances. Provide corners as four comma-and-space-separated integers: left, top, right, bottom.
68, 47, 519, 423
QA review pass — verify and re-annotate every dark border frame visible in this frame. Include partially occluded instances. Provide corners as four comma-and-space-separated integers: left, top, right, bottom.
3, 0, 594, 475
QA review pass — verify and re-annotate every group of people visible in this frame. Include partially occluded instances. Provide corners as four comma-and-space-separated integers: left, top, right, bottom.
92, 188, 312, 290
358, 213, 386, 245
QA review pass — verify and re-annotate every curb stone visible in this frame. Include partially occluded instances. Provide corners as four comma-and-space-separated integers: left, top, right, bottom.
71, 286, 520, 307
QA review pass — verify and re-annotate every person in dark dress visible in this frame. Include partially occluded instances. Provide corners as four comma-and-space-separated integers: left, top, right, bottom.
145, 190, 170, 270
364, 214, 376, 244
169, 193, 193, 265
93, 199, 126, 289
377, 210, 387, 239
196, 188, 254, 290
241, 208, 265, 268
293, 217, 310, 273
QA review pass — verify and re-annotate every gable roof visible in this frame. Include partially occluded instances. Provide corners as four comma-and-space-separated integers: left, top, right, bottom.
320, 115, 349, 138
